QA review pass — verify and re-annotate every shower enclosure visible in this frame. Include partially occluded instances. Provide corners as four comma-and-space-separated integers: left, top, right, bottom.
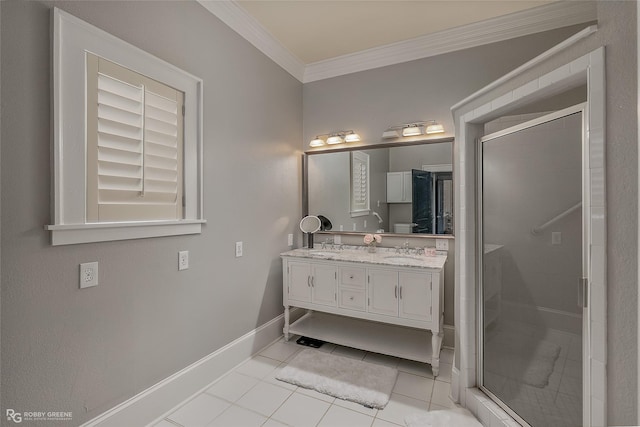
478, 107, 584, 427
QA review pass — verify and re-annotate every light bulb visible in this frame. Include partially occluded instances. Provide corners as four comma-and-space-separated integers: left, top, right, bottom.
402, 125, 422, 137
309, 138, 325, 147
344, 132, 360, 142
426, 122, 445, 134
326, 135, 344, 144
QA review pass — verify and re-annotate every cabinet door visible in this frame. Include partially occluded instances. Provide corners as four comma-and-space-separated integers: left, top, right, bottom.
399, 271, 432, 321
287, 261, 311, 303
386, 172, 404, 203
311, 264, 337, 307
402, 171, 413, 202
368, 269, 398, 316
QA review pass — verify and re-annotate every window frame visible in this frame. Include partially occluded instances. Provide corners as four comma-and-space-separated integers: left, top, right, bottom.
350, 150, 370, 217
47, 8, 205, 245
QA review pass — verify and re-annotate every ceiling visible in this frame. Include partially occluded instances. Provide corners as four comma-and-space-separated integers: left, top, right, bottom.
236, 1, 557, 64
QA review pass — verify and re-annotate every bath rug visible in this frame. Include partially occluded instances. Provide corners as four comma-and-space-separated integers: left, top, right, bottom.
405, 408, 482, 427
484, 330, 561, 388
276, 348, 397, 409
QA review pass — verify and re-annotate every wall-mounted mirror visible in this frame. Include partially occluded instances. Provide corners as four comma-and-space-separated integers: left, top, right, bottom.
306, 138, 454, 237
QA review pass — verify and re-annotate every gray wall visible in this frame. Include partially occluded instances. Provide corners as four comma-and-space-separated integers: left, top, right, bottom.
1, 1, 302, 425
451, 2, 637, 424
303, 24, 589, 329
483, 112, 582, 318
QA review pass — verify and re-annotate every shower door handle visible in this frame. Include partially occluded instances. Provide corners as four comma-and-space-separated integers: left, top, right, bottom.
578, 278, 588, 308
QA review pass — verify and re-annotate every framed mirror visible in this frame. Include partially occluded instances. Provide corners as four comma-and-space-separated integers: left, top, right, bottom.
305, 137, 454, 237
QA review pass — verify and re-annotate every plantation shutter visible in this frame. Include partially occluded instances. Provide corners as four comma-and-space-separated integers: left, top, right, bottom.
87, 53, 184, 222
350, 151, 370, 216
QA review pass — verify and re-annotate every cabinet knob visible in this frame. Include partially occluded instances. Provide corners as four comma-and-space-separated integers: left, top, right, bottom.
349, 296, 354, 301
349, 275, 354, 279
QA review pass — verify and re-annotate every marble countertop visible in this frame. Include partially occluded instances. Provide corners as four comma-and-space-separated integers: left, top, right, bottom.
281, 246, 447, 270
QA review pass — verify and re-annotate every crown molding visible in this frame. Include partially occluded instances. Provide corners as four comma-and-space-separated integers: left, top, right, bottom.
303, 1, 597, 83
198, 1, 596, 84
197, 0, 305, 82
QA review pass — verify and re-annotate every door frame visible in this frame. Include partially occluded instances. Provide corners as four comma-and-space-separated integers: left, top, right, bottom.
475, 104, 588, 426
451, 47, 606, 427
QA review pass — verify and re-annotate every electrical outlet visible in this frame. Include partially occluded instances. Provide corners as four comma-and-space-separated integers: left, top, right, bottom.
235, 241, 243, 257
178, 250, 189, 270
435, 239, 449, 251
287, 234, 293, 246
80, 262, 99, 288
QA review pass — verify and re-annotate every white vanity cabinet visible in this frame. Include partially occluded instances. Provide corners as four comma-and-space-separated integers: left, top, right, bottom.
287, 260, 337, 307
281, 249, 446, 376
386, 171, 412, 203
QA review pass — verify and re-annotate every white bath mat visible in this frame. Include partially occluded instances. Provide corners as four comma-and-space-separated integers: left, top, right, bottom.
405, 408, 482, 427
485, 331, 560, 388
276, 348, 398, 409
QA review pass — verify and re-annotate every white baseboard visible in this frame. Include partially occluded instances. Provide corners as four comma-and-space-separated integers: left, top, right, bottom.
81, 311, 293, 427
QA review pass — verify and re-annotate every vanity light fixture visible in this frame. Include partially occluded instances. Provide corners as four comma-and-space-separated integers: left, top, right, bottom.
382, 121, 445, 139
382, 129, 401, 139
309, 130, 360, 147
402, 124, 423, 137
425, 121, 445, 134
309, 137, 325, 147
326, 134, 344, 145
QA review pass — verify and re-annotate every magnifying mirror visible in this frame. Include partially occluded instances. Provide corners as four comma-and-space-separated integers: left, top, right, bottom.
299, 215, 321, 248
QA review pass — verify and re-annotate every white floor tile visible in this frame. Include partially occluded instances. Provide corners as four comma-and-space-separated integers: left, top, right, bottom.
260, 340, 302, 362
167, 394, 230, 427
371, 418, 403, 427
376, 393, 430, 425
206, 405, 266, 427
317, 404, 375, 427
235, 381, 293, 417
234, 355, 280, 380
317, 342, 337, 353
397, 359, 434, 378
392, 372, 434, 401
271, 392, 331, 427
262, 419, 289, 427
153, 420, 180, 427
431, 381, 456, 409
205, 372, 259, 402
333, 397, 378, 417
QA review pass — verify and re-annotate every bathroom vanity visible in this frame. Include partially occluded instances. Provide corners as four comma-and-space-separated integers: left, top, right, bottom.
280, 247, 447, 376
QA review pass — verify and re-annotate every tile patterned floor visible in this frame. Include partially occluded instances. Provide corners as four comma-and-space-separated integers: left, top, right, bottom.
484, 320, 582, 427
150, 337, 458, 427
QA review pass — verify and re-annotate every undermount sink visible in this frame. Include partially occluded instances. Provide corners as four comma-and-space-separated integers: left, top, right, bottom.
308, 250, 339, 256
383, 255, 422, 261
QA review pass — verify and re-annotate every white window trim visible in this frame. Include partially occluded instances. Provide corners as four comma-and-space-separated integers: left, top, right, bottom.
47, 8, 205, 245
350, 151, 370, 217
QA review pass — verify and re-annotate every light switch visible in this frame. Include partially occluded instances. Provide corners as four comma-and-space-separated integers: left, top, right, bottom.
235, 241, 243, 257
287, 234, 293, 246
552, 232, 562, 245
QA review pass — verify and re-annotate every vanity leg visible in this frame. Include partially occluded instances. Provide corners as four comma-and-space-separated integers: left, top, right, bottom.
431, 331, 444, 377
283, 306, 290, 341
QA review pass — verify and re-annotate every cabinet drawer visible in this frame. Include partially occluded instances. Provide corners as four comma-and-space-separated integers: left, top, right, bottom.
340, 267, 366, 288
339, 289, 366, 311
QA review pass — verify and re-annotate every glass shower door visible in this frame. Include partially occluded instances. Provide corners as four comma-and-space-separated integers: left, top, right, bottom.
479, 109, 584, 427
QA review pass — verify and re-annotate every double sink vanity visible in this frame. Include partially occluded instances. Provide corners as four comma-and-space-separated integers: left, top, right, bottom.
280, 245, 447, 376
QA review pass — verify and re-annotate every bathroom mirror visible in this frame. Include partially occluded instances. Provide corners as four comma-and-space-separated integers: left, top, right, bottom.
305, 138, 454, 237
